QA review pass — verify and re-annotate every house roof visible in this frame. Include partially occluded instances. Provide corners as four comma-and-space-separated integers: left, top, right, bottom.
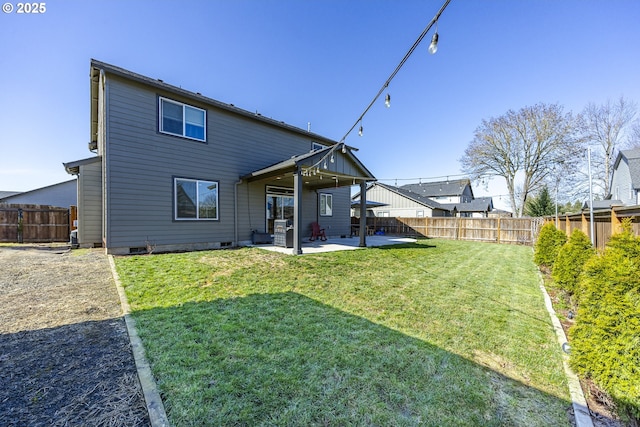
582, 199, 624, 210
400, 178, 472, 198
443, 197, 494, 213
350, 200, 388, 209
240, 145, 375, 190
91, 59, 348, 149
63, 156, 102, 175
613, 149, 640, 190
0, 191, 21, 200
358, 182, 449, 211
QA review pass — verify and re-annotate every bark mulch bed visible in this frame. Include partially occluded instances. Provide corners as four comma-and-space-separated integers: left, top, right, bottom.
0, 244, 150, 427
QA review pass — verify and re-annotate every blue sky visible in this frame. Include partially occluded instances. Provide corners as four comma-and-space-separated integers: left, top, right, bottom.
1, 0, 639, 209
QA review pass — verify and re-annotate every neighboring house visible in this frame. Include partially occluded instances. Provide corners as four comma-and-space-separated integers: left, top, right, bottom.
352, 180, 494, 218
609, 149, 640, 206
64, 60, 375, 254
443, 197, 494, 218
0, 180, 77, 207
352, 182, 452, 218
400, 178, 474, 204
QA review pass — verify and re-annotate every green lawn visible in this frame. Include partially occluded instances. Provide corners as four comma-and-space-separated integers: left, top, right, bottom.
115, 238, 571, 426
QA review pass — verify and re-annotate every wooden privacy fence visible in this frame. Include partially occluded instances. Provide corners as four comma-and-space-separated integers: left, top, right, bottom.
0, 204, 73, 243
355, 216, 545, 246
551, 205, 640, 251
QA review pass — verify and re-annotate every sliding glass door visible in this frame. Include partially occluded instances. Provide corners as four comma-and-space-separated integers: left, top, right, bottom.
266, 186, 294, 234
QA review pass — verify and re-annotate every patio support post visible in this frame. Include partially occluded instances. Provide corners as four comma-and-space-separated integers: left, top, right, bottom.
359, 180, 367, 247
293, 168, 303, 255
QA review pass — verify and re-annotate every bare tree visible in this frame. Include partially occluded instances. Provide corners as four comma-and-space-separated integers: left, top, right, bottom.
628, 121, 640, 150
579, 97, 637, 195
461, 103, 581, 217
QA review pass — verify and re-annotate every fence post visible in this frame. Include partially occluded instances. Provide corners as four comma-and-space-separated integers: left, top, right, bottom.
611, 207, 621, 235
496, 217, 501, 243
581, 212, 589, 238
565, 215, 571, 236
17, 208, 23, 243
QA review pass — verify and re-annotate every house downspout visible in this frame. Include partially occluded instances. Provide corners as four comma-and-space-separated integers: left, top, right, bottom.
234, 179, 243, 247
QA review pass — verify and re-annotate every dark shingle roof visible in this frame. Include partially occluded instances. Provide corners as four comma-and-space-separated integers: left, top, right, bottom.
621, 149, 640, 189
369, 182, 449, 211
400, 179, 471, 198
446, 197, 494, 213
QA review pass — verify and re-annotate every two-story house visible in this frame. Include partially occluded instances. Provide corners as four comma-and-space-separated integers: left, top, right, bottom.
352, 178, 494, 218
609, 149, 640, 206
64, 60, 375, 255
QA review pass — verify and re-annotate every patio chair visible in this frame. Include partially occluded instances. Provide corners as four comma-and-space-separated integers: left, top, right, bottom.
310, 222, 327, 241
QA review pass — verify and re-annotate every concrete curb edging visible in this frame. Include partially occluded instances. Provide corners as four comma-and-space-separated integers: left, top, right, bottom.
108, 255, 170, 427
538, 274, 594, 427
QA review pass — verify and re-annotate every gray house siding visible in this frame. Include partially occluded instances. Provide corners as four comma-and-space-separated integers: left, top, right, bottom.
100, 73, 353, 253
609, 150, 640, 206
610, 159, 633, 205
77, 160, 102, 246
366, 185, 436, 217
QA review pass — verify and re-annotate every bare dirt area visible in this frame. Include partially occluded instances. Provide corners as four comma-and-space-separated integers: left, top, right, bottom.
0, 244, 150, 427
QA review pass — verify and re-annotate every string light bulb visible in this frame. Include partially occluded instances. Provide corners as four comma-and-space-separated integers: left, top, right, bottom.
428, 32, 439, 54
358, 124, 363, 137
385, 93, 391, 108
330, 153, 335, 163
341, 144, 347, 154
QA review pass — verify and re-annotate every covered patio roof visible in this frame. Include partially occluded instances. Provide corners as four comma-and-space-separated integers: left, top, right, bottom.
241, 144, 376, 190
239, 143, 376, 254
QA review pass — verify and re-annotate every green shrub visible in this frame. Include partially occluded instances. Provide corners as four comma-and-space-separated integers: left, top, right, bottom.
569, 226, 640, 424
551, 229, 594, 297
534, 222, 567, 268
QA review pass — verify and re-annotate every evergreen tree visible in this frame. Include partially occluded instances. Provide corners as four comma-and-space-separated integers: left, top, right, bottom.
525, 186, 556, 217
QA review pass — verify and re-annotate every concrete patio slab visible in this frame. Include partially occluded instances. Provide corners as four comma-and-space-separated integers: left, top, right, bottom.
252, 235, 417, 255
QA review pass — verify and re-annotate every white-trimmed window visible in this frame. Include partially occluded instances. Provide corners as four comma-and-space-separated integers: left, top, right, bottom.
319, 193, 333, 216
160, 97, 206, 141
416, 210, 424, 217
174, 178, 218, 220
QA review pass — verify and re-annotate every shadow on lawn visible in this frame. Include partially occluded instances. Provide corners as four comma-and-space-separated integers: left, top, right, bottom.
135, 292, 575, 426
375, 241, 437, 250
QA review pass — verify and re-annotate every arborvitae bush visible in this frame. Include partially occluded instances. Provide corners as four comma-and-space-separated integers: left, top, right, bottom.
569, 224, 640, 425
534, 222, 567, 268
551, 229, 594, 298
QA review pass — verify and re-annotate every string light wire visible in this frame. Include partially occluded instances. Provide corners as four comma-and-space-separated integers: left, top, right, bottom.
339, 0, 453, 143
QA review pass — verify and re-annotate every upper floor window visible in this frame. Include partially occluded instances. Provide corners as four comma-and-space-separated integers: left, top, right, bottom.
160, 97, 206, 141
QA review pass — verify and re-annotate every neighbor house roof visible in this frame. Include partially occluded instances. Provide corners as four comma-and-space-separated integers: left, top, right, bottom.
355, 182, 450, 211
0, 191, 21, 200
442, 197, 494, 213
582, 199, 624, 210
400, 178, 472, 198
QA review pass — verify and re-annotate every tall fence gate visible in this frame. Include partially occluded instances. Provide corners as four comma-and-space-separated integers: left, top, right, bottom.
0, 204, 72, 243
